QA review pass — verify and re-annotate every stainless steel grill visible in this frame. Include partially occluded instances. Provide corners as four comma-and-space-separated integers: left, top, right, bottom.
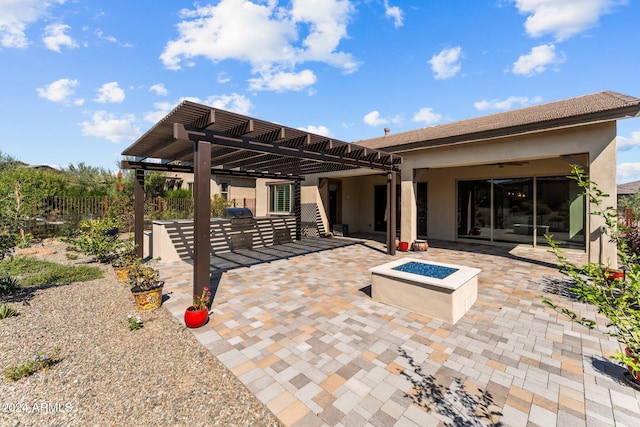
223, 207, 255, 226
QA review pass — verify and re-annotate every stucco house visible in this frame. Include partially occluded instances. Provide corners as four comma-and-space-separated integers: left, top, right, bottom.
123, 90, 640, 295
299, 91, 640, 264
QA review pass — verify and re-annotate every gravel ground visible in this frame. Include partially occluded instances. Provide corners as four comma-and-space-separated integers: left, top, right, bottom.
0, 239, 281, 427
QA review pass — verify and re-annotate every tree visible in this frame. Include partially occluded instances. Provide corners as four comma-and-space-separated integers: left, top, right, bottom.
64, 162, 115, 196
0, 151, 24, 172
0, 166, 70, 244
619, 192, 640, 226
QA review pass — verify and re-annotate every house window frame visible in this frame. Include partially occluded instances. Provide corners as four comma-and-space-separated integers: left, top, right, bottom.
220, 181, 229, 201
267, 181, 293, 214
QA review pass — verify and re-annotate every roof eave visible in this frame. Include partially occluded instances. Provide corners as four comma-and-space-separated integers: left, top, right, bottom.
382, 105, 640, 153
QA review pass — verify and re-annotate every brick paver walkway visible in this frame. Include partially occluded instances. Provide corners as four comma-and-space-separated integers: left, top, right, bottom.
157, 238, 640, 426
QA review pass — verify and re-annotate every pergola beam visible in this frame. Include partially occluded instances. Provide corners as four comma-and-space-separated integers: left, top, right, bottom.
174, 123, 399, 172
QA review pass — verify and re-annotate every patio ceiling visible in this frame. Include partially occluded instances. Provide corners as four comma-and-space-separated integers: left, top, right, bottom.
121, 100, 402, 178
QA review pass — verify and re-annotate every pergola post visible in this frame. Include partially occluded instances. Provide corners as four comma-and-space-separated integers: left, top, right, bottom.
387, 170, 397, 255
134, 169, 145, 259
193, 140, 212, 299
294, 181, 301, 241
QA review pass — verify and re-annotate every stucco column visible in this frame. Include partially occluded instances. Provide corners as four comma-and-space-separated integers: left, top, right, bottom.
589, 129, 618, 265
400, 167, 417, 244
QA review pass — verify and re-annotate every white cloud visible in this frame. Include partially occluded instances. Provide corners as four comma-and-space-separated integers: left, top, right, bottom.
429, 46, 462, 80
94, 82, 125, 103
384, 1, 404, 28
248, 69, 317, 92
36, 78, 79, 103
618, 130, 640, 150
203, 93, 253, 115
412, 107, 442, 125
217, 72, 231, 84
144, 102, 173, 123
42, 23, 77, 52
512, 0, 627, 41
617, 162, 640, 183
511, 43, 565, 76
160, 0, 358, 92
149, 83, 168, 96
298, 125, 332, 137
474, 95, 543, 111
0, 0, 65, 49
79, 111, 140, 143
363, 110, 402, 127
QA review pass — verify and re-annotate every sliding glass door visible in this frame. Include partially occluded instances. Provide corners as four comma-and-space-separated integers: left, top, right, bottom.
493, 178, 533, 244
457, 176, 584, 248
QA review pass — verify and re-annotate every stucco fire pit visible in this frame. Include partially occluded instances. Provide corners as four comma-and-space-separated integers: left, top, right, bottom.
369, 258, 481, 324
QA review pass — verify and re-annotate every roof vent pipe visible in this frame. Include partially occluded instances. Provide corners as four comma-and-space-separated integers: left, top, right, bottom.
384, 127, 390, 137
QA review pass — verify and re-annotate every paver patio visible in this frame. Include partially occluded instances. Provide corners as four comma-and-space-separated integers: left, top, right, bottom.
157, 237, 640, 426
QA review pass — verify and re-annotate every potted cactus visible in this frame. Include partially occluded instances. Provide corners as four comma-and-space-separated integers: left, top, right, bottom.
128, 260, 164, 311
184, 286, 211, 328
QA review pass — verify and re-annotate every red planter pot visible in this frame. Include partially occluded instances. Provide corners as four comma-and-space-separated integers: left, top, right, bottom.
625, 347, 639, 381
604, 268, 625, 282
398, 242, 409, 252
184, 307, 209, 328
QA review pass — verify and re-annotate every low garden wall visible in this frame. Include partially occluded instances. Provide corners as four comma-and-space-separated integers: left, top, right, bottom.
151, 216, 296, 262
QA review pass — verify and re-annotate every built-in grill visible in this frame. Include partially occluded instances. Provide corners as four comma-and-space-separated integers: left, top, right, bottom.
223, 207, 255, 226
222, 207, 255, 250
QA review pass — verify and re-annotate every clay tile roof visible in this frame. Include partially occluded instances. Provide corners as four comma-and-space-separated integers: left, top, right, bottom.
357, 91, 640, 152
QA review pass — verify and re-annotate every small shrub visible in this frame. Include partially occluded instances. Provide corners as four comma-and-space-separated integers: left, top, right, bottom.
66, 217, 122, 262
16, 233, 34, 249
65, 252, 79, 260
0, 304, 18, 319
0, 234, 15, 261
0, 275, 19, 296
127, 314, 143, 331
4, 346, 61, 381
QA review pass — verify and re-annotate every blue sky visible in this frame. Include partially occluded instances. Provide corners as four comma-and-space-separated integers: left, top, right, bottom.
1, 0, 639, 182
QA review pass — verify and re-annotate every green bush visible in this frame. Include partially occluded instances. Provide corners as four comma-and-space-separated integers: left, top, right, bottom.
165, 188, 192, 199
66, 217, 122, 262
0, 275, 19, 296
0, 304, 18, 319
544, 165, 640, 378
0, 234, 16, 261
211, 194, 231, 218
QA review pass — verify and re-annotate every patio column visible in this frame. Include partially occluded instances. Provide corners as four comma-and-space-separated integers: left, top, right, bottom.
400, 167, 417, 245
134, 169, 144, 259
387, 170, 397, 255
294, 180, 301, 241
193, 140, 211, 299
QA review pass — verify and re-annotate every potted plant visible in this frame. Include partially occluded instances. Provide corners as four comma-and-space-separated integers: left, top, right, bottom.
128, 260, 164, 311
112, 239, 137, 282
184, 286, 211, 328
543, 165, 640, 383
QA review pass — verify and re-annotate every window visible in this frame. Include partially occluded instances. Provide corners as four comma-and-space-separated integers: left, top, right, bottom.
269, 183, 292, 213
457, 176, 584, 248
220, 182, 229, 200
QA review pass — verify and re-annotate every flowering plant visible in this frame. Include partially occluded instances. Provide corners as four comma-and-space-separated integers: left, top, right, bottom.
192, 287, 211, 311
127, 314, 143, 331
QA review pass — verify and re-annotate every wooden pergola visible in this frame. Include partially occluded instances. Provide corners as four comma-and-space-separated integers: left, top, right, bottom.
121, 101, 402, 297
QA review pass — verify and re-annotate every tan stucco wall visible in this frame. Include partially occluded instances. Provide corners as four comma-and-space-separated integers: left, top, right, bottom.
301, 122, 618, 263
170, 172, 256, 201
